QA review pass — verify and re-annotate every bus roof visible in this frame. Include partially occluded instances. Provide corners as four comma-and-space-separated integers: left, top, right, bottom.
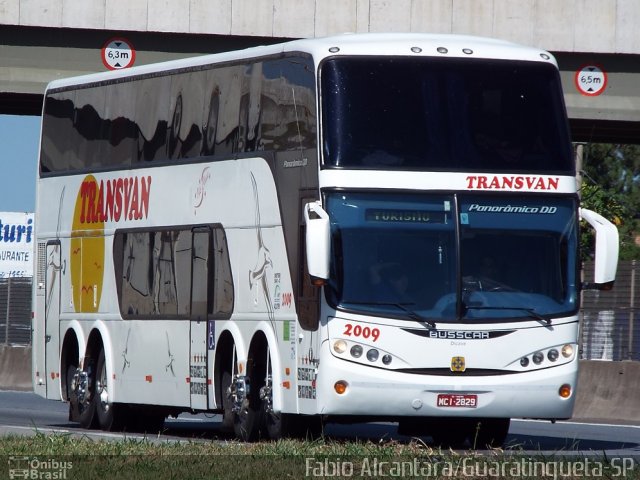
45, 32, 557, 91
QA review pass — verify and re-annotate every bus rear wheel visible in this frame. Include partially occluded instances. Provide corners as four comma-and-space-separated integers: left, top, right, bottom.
67, 361, 97, 429
259, 350, 322, 440
261, 351, 283, 440
94, 349, 128, 431
233, 374, 263, 442
219, 369, 235, 433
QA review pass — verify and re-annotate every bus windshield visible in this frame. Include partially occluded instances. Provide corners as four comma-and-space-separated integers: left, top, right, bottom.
325, 191, 578, 322
320, 56, 573, 174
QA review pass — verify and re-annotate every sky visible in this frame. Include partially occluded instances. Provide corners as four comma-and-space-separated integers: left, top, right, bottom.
0, 114, 40, 213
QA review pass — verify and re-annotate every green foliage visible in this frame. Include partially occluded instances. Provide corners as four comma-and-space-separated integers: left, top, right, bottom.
580, 143, 640, 261
1, 434, 639, 480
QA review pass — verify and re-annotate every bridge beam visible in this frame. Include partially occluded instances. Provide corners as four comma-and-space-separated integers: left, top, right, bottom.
1, 26, 639, 143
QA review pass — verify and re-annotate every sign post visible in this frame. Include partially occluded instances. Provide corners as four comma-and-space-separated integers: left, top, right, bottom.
574, 65, 607, 97
101, 37, 136, 70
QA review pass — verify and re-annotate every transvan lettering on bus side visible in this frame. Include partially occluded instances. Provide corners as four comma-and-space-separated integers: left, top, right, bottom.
79, 176, 152, 224
465, 175, 559, 191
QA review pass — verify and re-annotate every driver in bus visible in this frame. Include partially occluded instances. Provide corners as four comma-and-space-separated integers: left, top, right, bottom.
370, 262, 411, 302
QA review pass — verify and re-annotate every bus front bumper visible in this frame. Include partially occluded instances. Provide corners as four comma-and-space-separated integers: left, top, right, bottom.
316, 350, 578, 420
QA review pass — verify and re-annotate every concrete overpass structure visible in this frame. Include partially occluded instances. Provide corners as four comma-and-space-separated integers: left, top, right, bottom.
1, 0, 640, 142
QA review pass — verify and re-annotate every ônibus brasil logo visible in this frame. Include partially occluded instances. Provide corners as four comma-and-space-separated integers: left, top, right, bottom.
71, 175, 151, 312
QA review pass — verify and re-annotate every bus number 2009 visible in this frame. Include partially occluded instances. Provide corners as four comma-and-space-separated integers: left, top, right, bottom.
343, 324, 380, 341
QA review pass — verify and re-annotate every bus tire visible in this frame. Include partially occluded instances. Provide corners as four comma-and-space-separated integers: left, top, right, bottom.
67, 362, 97, 429
233, 366, 264, 442
219, 369, 234, 433
264, 409, 282, 440
261, 350, 285, 440
233, 388, 263, 442
94, 349, 127, 431
264, 412, 310, 440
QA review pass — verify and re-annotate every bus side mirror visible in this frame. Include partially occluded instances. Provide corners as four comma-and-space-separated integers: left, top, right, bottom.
304, 201, 330, 283
580, 208, 619, 289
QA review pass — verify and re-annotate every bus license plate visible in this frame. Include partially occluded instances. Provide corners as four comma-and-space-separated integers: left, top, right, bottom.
436, 394, 477, 408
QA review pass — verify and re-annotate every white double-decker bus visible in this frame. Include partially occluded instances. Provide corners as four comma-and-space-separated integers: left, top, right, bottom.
32, 33, 619, 446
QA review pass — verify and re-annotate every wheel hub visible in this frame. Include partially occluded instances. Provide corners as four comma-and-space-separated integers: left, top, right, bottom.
75, 369, 90, 406
259, 374, 273, 413
228, 375, 249, 413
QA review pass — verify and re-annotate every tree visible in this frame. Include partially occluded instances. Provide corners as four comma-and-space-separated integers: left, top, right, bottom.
580, 143, 640, 261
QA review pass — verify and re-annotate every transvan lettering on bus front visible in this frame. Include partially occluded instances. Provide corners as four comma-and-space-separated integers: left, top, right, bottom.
465, 175, 559, 191
79, 176, 152, 224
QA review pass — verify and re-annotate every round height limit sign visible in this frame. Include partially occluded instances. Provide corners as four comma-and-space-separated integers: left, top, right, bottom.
101, 37, 136, 70
574, 64, 607, 96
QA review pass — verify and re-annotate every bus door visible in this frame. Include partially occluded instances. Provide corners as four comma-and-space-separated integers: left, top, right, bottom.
44, 240, 62, 397
189, 227, 211, 410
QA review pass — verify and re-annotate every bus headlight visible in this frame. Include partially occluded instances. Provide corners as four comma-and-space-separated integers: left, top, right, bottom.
350, 345, 363, 358
514, 345, 575, 370
333, 340, 347, 354
382, 354, 392, 365
366, 349, 379, 362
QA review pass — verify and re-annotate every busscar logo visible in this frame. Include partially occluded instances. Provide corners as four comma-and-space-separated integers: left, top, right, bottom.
402, 328, 515, 340
432, 330, 489, 340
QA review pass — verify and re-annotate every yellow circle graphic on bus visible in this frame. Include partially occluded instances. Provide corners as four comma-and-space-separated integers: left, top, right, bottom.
70, 175, 105, 313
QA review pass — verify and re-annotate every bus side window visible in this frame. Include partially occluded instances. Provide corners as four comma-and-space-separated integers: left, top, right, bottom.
117, 230, 155, 317
212, 227, 234, 318
191, 227, 211, 321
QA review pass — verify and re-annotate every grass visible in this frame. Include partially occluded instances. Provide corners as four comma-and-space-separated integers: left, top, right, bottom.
1, 432, 638, 479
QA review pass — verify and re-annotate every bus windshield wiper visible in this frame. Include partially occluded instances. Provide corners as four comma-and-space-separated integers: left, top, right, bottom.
463, 304, 551, 325
389, 302, 437, 328
344, 301, 436, 328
